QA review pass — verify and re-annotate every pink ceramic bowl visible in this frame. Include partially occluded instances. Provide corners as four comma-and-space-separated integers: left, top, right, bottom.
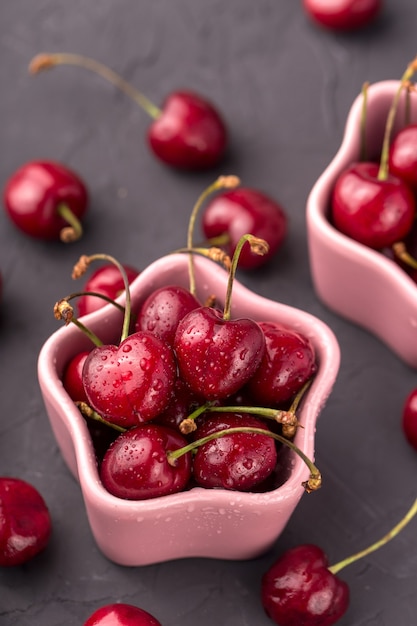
38, 253, 340, 566
307, 80, 417, 369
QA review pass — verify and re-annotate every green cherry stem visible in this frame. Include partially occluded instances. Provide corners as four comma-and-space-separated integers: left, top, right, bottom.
186, 175, 240, 296
329, 497, 417, 575
378, 56, 417, 181
72, 253, 132, 343
57, 203, 84, 242
223, 234, 269, 321
29, 52, 162, 120
59, 290, 126, 313
167, 426, 322, 493
53, 299, 103, 347
76, 401, 127, 433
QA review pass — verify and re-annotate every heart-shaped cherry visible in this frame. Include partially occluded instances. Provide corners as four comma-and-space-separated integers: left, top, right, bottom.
3, 160, 88, 242
29, 53, 228, 170
201, 187, 288, 270
84, 603, 162, 626
247, 321, 317, 407
100, 424, 192, 500
302, 0, 382, 31
261, 497, 417, 625
0, 477, 52, 566
77, 263, 140, 317
136, 284, 200, 346
402, 387, 417, 450
191, 413, 278, 491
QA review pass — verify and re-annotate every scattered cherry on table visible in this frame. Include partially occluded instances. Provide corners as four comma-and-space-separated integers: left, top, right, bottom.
83, 603, 162, 626
302, 0, 382, 31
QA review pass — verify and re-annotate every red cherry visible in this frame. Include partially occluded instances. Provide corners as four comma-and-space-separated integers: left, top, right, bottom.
192, 413, 278, 491
82, 331, 177, 428
100, 424, 192, 500
3, 160, 88, 242
389, 124, 417, 192
29, 53, 227, 171
0, 477, 52, 566
247, 321, 317, 407
62, 350, 90, 402
261, 544, 350, 626
331, 161, 415, 249
136, 284, 200, 346
147, 90, 227, 170
84, 603, 162, 626
173, 306, 265, 400
303, 0, 382, 31
402, 387, 417, 450
77, 264, 140, 317
201, 188, 288, 269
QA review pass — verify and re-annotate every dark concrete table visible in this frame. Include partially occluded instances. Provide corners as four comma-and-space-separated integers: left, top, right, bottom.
1, 1, 417, 624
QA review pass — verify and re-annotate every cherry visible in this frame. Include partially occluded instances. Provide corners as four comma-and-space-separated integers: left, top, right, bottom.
62, 350, 90, 402
84, 603, 162, 626
136, 284, 200, 346
77, 263, 140, 317
100, 424, 192, 500
247, 321, 317, 407
3, 160, 88, 242
191, 413, 278, 491
402, 387, 417, 450
0, 477, 52, 566
302, 0, 382, 31
261, 497, 417, 625
201, 187, 288, 270
388, 124, 417, 192
29, 53, 228, 171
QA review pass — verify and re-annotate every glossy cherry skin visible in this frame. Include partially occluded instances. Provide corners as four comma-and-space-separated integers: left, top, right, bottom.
100, 424, 192, 500
261, 544, 350, 626
77, 264, 140, 317
389, 124, 417, 193
84, 603, 162, 626
247, 322, 317, 407
0, 477, 52, 566
136, 285, 200, 346
331, 162, 415, 250
3, 160, 88, 240
192, 413, 277, 491
402, 387, 417, 451
63, 350, 90, 402
174, 306, 265, 400
148, 91, 228, 170
202, 188, 288, 269
303, 0, 382, 31
82, 331, 176, 428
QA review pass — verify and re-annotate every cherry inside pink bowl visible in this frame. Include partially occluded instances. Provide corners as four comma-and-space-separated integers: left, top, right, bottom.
307, 80, 417, 369
38, 253, 340, 566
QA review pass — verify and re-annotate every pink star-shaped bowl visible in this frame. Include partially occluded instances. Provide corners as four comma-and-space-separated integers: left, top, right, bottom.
38, 253, 340, 566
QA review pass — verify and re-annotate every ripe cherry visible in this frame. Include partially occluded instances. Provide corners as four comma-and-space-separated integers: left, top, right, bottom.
3, 160, 88, 242
84, 603, 162, 626
201, 188, 288, 270
191, 413, 278, 491
136, 284, 200, 346
62, 350, 90, 402
389, 124, 417, 192
402, 387, 417, 450
247, 321, 317, 407
77, 263, 140, 317
100, 424, 192, 500
261, 497, 417, 625
0, 477, 52, 566
29, 53, 228, 171
302, 0, 382, 31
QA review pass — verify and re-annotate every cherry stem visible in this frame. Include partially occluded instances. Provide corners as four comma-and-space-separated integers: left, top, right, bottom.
56, 203, 83, 242
186, 176, 240, 296
167, 426, 321, 493
53, 299, 103, 346
360, 82, 369, 162
174, 246, 231, 271
329, 497, 417, 575
29, 52, 162, 120
391, 241, 417, 269
76, 401, 127, 433
378, 57, 417, 181
223, 234, 269, 321
60, 290, 126, 314
72, 254, 132, 343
